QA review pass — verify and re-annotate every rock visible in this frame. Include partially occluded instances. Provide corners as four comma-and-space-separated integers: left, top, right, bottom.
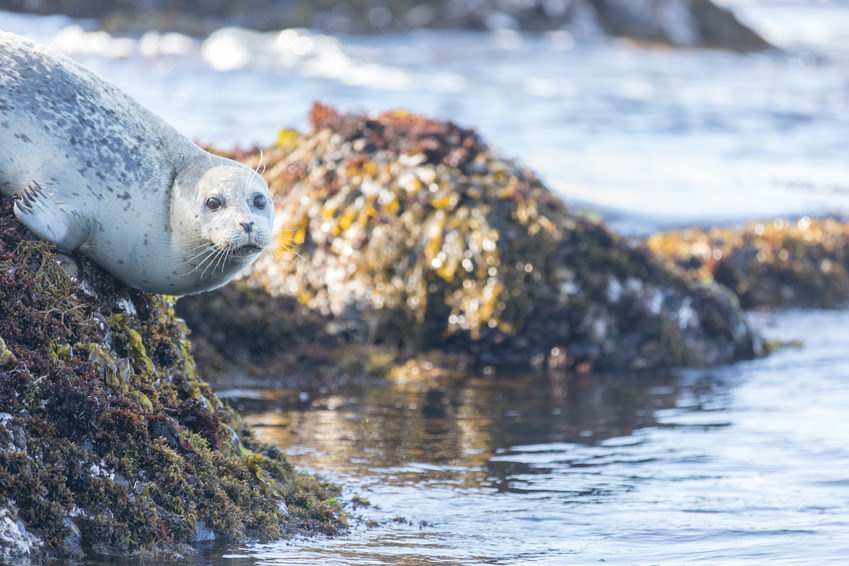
4, 0, 770, 51
594, 0, 770, 50
688, 0, 772, 51
0, 506, 42, 560
648, 217, 849, 310
174, 280, 349, 389
177, 104, 759, 382
0, 199, 345, 560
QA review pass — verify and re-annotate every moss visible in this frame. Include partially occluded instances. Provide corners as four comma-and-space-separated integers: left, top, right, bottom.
0, 199, 345, 560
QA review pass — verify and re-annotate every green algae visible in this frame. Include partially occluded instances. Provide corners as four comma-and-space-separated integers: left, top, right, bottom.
0, 338, 15, 365
108, 314, 155, 376
0, 199, 345, 560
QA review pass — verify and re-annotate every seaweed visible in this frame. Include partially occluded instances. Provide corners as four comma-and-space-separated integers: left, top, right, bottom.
179, 105, 758, 383
0, 198, 345, 560
648, 217, 849, 310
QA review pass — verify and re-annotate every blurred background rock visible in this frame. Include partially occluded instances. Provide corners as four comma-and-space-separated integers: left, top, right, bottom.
0, 0, 769, 50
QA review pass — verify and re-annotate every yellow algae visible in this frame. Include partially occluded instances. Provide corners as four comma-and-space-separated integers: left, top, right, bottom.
180, 105, 760, 384
0, 336, 14, 365
275, 128, 301, 148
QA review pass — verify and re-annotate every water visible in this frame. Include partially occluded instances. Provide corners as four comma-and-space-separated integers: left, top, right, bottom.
3, 4, 849, 563
220, 310, 849, 565
2, 3, 849, 234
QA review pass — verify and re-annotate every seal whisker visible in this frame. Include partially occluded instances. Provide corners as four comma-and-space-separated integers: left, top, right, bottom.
202, 243, 230, 278
184, 242, 212, 255
185, 251, 213, 266
254, 149, 265, 177
272, 228, 303, 261
185, 244, 216, 263
184, 248, 217, 276
217, 244, 232, 272
185, 240, 214, 251
272, 242, 304, 262
185, 248, 210, 260
243, 149, 265, 192
214, 243, 231, 273
206, 246, 225, 276
184, 242, 223, 276
199, 248, 221, 280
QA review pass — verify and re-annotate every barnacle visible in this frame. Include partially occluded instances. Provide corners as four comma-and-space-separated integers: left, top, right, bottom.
180, 105, 759, 380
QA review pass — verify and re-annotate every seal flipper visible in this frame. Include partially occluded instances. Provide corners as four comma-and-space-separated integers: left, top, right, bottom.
13, 181, 89, 251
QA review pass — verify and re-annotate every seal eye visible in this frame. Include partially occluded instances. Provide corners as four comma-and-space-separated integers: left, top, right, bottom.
252, 194, 267, 210
205, 197, 223, 212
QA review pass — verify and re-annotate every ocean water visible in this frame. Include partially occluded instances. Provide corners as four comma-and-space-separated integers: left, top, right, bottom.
2, 3, 849, 234
223, 310, 849, 565
3, 3, 849, 564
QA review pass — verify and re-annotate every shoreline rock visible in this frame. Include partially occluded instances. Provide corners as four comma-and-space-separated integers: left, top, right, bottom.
0, 200, 345, 560
4, 0, 770, 51
648, 217, 849, 310
176, 104, 759, 385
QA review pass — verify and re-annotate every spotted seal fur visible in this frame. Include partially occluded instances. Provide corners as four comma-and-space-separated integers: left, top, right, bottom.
0, 31, 274, 295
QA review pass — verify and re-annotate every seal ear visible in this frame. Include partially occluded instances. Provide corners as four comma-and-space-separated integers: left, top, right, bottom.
14, 181, 88, 251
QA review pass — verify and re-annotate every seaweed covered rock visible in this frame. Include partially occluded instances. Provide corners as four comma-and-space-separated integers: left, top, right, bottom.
178, 105, 758, 379
174, 280, 352, 389
647, 217, 849, 310
0, 200, 345, 560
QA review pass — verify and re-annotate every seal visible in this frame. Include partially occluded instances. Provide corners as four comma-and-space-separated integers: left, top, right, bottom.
0, 31, 275, 295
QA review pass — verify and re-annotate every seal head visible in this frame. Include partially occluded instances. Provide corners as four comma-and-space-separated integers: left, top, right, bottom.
171, 155, 275, 291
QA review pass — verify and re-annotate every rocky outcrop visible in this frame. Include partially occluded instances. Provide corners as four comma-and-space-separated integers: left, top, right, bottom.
177, 105, 758, 384
5, 0, 770, 50
593, 0, 770, 50
648, 217, 849, 310
0, 200, 345, 560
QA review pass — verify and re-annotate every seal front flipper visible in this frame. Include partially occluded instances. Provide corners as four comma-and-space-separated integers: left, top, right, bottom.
13, 181, 89, 251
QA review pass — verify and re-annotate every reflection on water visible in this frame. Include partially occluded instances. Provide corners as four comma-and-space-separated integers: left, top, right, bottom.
235, 370, 690, 490
211, 311, 849, 564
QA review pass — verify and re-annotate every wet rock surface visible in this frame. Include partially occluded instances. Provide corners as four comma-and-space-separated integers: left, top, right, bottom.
177, 105, 758, 384
648, 217, 849, 310
5, 0, 769, 50
0, 200, 345, 560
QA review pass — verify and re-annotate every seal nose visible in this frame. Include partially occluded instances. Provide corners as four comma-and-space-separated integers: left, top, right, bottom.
240, 221, 254, 234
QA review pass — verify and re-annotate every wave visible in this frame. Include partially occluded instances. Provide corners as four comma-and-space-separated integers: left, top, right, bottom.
718, 0, 849, 53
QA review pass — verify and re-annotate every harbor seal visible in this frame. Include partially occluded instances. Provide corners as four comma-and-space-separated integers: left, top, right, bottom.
0, 31, 275, 295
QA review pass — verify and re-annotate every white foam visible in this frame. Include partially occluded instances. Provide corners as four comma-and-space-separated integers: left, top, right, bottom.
0, 10, 83, 35
718, 0, 849, 53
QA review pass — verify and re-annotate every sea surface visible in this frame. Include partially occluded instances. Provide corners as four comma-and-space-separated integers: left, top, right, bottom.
3, 2, 849, 564
222, 310, 849, 565
2, 1, 849, 235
